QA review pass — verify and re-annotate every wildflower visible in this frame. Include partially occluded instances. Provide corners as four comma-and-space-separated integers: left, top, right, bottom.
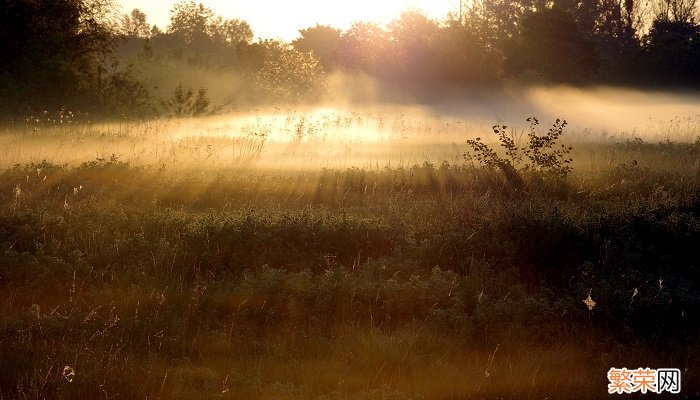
13, 184, 21, 201
63, 366, 75, 382
28, 304, 40, 319
583, 289, 596, 311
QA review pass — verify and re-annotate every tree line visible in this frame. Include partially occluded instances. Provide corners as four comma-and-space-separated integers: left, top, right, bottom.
1, 0, 699, 119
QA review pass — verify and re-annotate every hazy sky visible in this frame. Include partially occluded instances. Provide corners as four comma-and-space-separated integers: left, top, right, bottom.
117, 0, 458, 41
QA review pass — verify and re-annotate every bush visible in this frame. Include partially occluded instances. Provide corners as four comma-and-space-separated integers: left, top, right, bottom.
464, 117, 574, 189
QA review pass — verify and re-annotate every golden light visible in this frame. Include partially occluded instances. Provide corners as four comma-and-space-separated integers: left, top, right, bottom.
232, 0, 456, 40
119, 0, 457, 40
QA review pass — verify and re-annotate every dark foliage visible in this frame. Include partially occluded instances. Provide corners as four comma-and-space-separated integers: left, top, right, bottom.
3, 0, 700, 118
643, 19, 700, 86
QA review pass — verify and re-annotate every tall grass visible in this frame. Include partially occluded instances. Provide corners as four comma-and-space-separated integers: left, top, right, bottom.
0, 111, 698, 399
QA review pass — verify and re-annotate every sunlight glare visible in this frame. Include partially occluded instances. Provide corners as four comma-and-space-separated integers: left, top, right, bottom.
118, 0, 457, 41
225, 0, 456, 40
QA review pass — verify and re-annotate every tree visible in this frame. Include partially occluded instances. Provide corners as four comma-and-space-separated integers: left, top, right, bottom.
151, 25, 163, 36
120, 8, 150, 37
167, 1, 251, 47
292, 24, 342, 70
432, 17, 504, 85
100, 64, 152, 116
256, 49, 327, 102
386, 11, 440, 84
244, 39, 288, 70
339, 22, 389, 74
168, 1, 215, 44
0, 0, 119, 113
593, 0, 641, 81
211, 17, 253, 46
467, 0, 532, 48
165, 1, 253, 64
505, 7, 600, 83
161, 83, 212, 117
643, 19, 700, 85
655, 0, 697, 22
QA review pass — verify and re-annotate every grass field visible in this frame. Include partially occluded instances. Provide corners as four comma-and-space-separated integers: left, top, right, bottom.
0, 106, 698, 399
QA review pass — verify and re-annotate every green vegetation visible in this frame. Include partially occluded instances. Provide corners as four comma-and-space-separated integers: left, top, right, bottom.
0, 115, 698, 399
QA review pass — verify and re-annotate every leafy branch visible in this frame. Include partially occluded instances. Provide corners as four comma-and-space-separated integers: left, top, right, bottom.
464, 117, 574, 189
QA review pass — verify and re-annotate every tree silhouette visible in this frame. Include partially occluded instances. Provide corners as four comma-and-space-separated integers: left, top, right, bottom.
292, 24, 342, 70
432, 17, 504, 85
3, 0, 700, 119
655, 0, 698, 22
593, 0, 641, 82
0, 0, 118, 112
120, 8, 150, 38
161, 83, 212, 116
256, 49, 326, 102
506, 7, 600, 83
643, 19, 700, 86
386, 11, 440, 85
211, 17, 253, 47
163, 1, 252, 65
168, 1, 215, 44
339, 22, 389, 74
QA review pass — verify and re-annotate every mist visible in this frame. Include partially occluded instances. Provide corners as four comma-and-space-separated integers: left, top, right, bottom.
3, 1, 700, 398
4, 82, 700, 172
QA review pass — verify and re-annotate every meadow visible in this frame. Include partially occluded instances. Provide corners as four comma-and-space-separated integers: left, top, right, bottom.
0, 99, 699, 399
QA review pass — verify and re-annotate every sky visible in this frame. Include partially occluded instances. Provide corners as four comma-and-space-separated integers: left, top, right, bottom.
117, 0, 459, 41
